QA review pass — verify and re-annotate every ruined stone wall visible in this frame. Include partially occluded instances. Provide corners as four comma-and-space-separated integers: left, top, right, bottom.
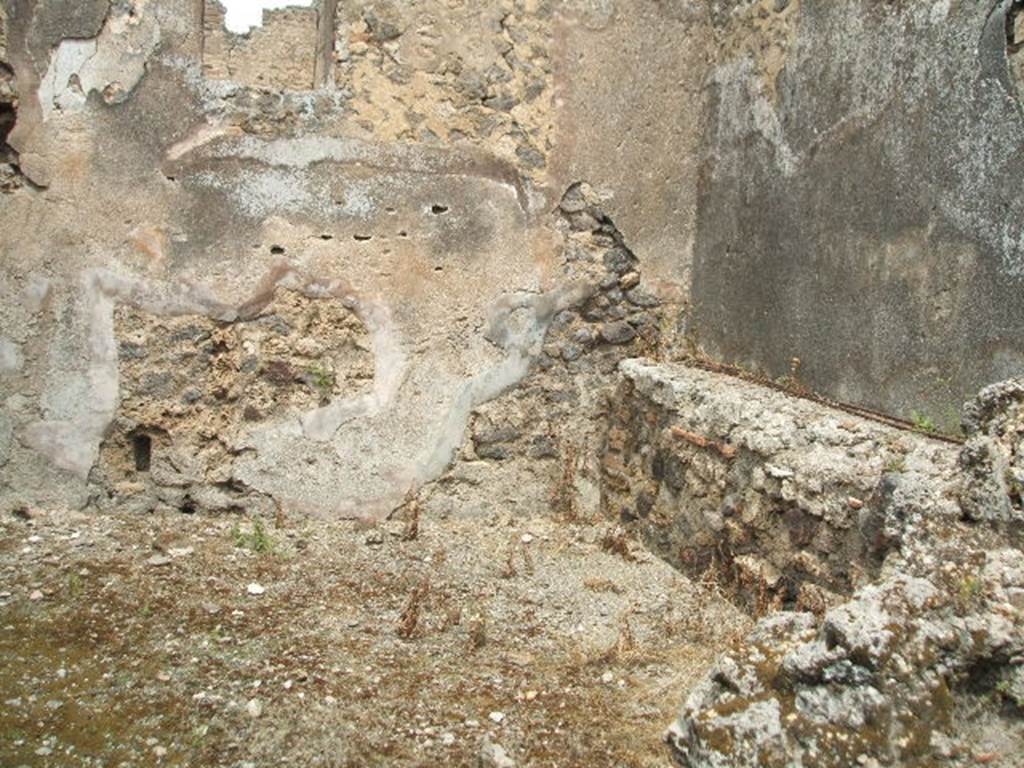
689, 0, 1024, 432
0, 0, 710, 517
603, 359, 961, 613
95, 290, 374, 517
422, 184, 665, 522
667, 375, 1024, 768
202, 1, 320, 90
333, 0, 554, 176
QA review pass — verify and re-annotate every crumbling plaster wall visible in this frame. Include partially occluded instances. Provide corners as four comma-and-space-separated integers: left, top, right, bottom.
0, 0, 711, 516
9, 0, 1022, 520
690, 0, 1024, 432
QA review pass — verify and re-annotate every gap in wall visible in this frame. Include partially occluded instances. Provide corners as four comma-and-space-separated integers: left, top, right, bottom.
218, 0, 313, 34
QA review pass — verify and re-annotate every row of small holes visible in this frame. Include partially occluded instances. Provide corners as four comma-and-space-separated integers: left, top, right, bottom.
266, 205, 449, 252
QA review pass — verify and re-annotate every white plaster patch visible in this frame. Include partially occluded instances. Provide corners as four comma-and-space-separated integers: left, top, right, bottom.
194, 167, 316, 218
38, 40, 97, 117
232, 168, 314, 217
0, 338, 23, 374
23, 276, 53, 314
712, 58, 799, 178
38, 1, 160, 122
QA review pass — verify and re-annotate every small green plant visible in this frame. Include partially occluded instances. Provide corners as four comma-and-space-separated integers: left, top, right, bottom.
911, 411, 937, 434
231, 517, 274, 555
66, 572, 83, 598
251, 518, 273, 554
306, 363, 336, 397
4, 726, 28, 743
1004, 468, 1024, 505
995, 677, 1024, 708
190, 724, 210, 749
775, 357, 809, 394
956, 574, 983, 609
884, 456, 907, 473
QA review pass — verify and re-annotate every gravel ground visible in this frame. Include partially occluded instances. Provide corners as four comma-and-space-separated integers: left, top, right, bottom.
0, 506, 748, 767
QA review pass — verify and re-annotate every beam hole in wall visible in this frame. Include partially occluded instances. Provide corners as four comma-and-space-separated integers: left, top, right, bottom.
0, 102, 14, 156
131, 433, 152, 472
1009, 0, 1024, 55
0, 73, 15, 145
430, 204, 450, 215
0, 62, 19, 186
1007, 0, 1024, 101
270, 244, 285, 254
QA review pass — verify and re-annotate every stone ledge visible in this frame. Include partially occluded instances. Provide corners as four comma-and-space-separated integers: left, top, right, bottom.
603, 358, 961, 612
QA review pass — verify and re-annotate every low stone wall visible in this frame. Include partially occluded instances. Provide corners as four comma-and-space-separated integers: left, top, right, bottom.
663, 376, 1024, 767
602, 359, 960, 613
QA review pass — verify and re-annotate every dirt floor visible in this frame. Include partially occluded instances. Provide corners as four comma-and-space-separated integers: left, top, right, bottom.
0, 505, 748, 767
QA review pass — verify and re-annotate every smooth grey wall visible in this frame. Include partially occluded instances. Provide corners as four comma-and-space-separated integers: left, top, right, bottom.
690, 0, 1024, 430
